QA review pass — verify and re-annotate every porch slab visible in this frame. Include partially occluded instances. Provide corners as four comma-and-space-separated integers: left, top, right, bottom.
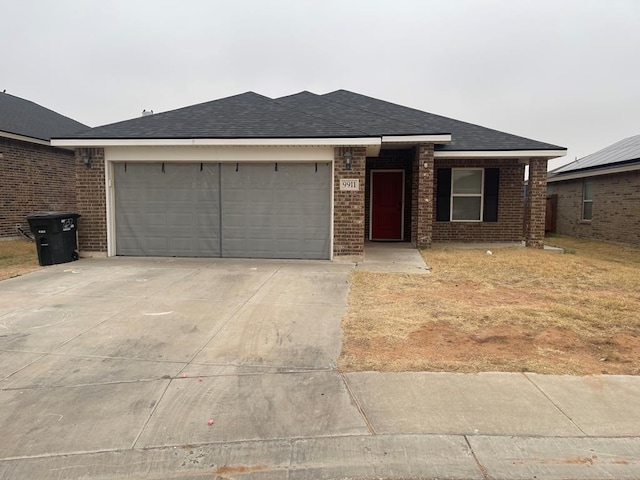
356, 242, 430, 274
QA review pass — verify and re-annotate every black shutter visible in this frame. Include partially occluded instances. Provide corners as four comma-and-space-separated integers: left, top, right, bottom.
436, 168, 452, 222
483, 168, 499, 222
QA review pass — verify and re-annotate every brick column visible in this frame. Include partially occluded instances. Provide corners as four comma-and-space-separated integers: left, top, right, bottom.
525, 157, 548, 248
411, 143, 434, 248
333, 146, 366, 258
75, 148, 107, 255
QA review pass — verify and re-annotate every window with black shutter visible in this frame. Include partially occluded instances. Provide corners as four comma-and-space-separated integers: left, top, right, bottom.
435, 167, 500, 222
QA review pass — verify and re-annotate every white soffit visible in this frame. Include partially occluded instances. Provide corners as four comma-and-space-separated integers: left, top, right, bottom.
104, 145, 335, 162
381, 134, 452, 144
434, 150, 567, 159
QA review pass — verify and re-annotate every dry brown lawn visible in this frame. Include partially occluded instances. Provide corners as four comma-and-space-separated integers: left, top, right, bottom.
339, 236, 640, 375
0, 239, 41, 281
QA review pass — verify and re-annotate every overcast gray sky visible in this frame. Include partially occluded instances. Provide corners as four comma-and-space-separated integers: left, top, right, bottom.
3, 0, 639, 169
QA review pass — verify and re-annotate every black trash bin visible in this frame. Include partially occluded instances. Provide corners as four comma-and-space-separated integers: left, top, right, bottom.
26, 212, 81, 266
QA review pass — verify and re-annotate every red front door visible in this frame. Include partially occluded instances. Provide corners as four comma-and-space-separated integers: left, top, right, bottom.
371, 171, 403, 240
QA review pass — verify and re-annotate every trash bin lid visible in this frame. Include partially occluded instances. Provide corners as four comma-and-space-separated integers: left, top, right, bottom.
26, 212, 81, 220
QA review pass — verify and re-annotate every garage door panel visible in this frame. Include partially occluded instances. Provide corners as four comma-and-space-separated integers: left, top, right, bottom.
115, 162, 330, 259
114, 163, 220, 257
220, 163, 330, 259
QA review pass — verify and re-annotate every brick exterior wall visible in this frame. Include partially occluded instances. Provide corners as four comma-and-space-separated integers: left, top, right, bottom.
524, 157, 547, 248
75, 148, 108, 254
433, 158, 525, 243
333, 146, 366, 256
365, 149, 413, 241
411, 144, 434, 247
547, 170, 640, 245
0, 137, 76, 238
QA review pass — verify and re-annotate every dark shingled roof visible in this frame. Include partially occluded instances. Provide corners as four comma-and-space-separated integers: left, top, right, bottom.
276, 91, 440, 136
0, 92, 88, 141
67, 92, 369, 139
550, 134, 640, 176
55, 90, 564, 152
319, 90, 563, 151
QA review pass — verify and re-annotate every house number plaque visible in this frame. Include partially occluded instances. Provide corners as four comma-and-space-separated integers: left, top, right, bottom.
340, 179, 359, 191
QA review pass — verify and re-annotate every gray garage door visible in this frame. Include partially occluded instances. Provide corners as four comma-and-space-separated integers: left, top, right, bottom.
114, 162, 331, 259
114, 163, 220, 257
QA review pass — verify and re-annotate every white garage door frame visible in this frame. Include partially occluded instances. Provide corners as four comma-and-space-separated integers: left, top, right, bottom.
104, 145, 336, 259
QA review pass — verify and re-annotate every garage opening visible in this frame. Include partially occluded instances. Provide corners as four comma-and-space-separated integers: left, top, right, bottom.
114, 162, 331, 259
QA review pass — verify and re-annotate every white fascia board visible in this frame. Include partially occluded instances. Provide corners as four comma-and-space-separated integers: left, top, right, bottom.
547, 163, 640, 182
434, 150, 567, 159
51, 137, 382, 148
1, 130, 51, 146
381, 134, 451, 144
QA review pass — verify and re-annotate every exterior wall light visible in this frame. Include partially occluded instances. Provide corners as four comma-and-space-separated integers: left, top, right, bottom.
82, 151, 92, 169
344, 149, 352, 170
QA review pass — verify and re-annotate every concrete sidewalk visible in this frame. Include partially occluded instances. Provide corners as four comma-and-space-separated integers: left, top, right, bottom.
1, 258, 639, 479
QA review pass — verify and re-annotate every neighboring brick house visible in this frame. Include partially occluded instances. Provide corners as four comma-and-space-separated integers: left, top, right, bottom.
547, 134, 640, 245
0, 92, 88, 238
51, 90, 565, 259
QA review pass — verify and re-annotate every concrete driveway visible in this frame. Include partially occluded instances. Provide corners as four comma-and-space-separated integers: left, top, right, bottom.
2, 256, 640, 479
0, 258, 368, 454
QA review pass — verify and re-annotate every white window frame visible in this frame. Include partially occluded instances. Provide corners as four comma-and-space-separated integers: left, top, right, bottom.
451, 168, 484, 222
582, 179, 593, 221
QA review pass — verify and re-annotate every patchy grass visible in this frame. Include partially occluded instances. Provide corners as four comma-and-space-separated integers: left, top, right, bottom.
0, 239, 41, 281
339, 236, 640, 375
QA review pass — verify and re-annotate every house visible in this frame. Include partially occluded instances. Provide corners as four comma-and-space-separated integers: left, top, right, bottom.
547, 134, 640, 245
51, 90, 565, 259
0, 92, 88, 238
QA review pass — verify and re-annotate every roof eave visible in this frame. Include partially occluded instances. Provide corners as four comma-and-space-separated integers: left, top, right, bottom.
381, 134, 451, 144
0, 129, 51, 146
434, 149, 567, 159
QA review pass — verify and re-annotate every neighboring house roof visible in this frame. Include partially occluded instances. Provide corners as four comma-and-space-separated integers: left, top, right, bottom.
52, 90, 565, 155
548, 134, 640, 182
0, 92, 88, 142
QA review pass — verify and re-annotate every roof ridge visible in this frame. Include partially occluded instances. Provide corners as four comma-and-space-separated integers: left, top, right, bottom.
273, 92, 376, 137
56, 91, 376, 140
